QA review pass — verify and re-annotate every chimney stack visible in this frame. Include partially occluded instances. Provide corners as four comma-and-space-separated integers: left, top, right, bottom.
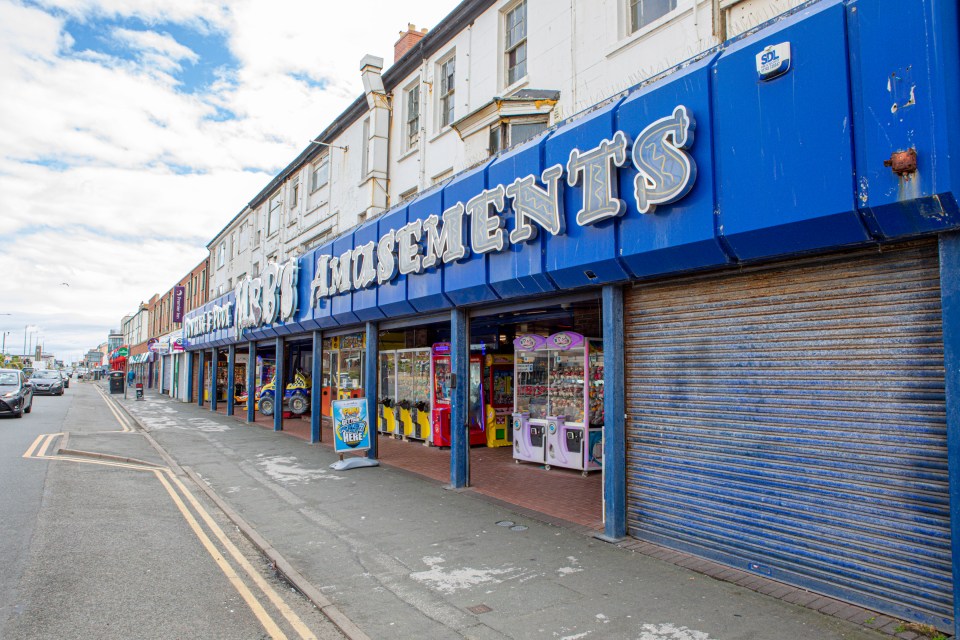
394, 23, 428, 63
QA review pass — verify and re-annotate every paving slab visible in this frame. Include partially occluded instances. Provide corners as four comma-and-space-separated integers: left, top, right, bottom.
101, 384, 897, 640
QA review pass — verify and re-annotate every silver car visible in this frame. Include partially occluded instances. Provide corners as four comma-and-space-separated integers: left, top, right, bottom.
30, 370, 64, 396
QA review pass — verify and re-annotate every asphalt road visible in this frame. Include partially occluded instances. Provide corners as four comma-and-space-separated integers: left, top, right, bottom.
0, 380, 343, 640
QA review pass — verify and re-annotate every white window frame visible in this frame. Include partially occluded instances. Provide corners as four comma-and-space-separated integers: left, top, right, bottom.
310, 154, 330, 192
267, 193, 282, 236
217, 243, 225, 268
489, 116, 549, 155
503, 0, 528, 89
290, 175, 300, 209
437, 52, 456, 130
628, 0, 680, 34
404, 78, 421, 152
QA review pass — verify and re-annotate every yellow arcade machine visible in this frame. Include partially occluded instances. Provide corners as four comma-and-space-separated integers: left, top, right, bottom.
396, 348, 431, 441
484, 354, 514, 447
378, 350, 399, 435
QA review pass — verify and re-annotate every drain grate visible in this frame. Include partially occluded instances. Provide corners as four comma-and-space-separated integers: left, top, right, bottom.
496, 520, 515, 527
466, 604, 493, 615
510, 525, 528, 531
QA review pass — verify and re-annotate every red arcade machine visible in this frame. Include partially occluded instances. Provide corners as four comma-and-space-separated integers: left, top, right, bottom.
430, 342, 486, 447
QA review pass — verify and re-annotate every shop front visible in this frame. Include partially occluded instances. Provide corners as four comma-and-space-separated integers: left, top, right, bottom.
182, 1, 960, 633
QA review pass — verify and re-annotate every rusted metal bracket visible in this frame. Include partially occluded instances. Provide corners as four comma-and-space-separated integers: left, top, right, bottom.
884, 148, 918, 179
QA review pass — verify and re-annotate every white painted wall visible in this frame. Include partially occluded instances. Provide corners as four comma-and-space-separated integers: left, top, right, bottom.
203, 0, 806, 295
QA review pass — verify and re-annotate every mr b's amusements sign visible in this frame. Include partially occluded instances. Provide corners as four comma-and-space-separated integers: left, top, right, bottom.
309, 106, 696, 303
184, 257, 299, 340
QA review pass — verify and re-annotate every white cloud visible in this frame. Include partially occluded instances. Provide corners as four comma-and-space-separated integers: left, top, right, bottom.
0, 0, 453, 360
112, 27, 200, 73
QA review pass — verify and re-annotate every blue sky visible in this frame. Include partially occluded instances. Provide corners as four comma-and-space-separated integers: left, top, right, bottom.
0, 0, 454, 364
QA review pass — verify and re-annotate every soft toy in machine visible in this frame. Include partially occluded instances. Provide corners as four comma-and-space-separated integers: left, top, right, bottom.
258, 371, 311, 416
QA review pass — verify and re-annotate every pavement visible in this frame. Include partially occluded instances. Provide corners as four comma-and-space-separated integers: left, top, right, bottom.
70, 381, 910, 640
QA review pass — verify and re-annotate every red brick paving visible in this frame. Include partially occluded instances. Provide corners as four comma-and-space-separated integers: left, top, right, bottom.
211, 404, 602, 528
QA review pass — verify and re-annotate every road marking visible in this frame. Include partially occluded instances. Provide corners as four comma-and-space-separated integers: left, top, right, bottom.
22, 435, 316, 640
22, 433, 61, 458
168, 473, 318, 640
153, 469, 289, 640
94, 385, 135, 432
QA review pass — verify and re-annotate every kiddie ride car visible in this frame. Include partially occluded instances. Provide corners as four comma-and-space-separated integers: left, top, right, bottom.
257, 371, 311, 417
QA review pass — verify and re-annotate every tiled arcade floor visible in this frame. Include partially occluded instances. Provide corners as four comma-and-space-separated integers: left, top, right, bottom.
212, 403, 603, 529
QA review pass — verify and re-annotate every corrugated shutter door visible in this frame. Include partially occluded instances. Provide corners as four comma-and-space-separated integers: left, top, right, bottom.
163, 356, 172, 392
624, 241, 952, 629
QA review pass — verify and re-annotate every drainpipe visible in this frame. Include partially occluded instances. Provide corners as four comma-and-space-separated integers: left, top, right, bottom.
711, 0, 726, 43
360, 54, 389, 219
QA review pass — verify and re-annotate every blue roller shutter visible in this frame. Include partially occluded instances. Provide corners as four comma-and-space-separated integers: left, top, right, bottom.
624, 240, 952, 631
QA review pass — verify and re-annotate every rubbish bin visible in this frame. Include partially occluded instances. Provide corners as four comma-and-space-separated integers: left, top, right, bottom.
135, 383, 144, 400
109, 371, 125, 394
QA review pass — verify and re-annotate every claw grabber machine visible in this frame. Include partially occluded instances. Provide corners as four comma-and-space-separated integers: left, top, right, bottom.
484, 354, 514, 447
512, 332, 604, 475
431, 343, 487, 447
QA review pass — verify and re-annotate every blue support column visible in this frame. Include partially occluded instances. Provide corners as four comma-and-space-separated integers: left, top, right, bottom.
450, 308, 469, 488
247, 341, 256, 423
311, 331, 323, 443
197, 352, 205, 407
938, 232, 960, 639
600, 284, 626, 542
365, 322, 379, 459
210, 349, 218, 412
226, 344, 236, 416
274, 337, 284, 432
186, 352, 194, 403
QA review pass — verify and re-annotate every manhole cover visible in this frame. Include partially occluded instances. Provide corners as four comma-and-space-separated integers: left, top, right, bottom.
510, 525, 528, 532
466, 604, 493, 615
496, 520, 514, 527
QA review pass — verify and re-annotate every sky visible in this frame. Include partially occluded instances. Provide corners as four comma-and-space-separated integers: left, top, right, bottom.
0, 0, 456, 365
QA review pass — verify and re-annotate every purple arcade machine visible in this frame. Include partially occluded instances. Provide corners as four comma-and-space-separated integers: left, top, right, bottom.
512, 332, 604, 475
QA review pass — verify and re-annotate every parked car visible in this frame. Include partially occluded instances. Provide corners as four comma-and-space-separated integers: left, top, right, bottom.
62, 371, 70, 389
0, 369, 33, 418
30, 369, 64, 396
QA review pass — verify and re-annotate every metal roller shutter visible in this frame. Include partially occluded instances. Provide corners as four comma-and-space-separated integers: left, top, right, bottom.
624, 240, 952, 629
162, 355, 172, 393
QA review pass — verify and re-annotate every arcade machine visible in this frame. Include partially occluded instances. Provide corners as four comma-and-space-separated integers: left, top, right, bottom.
378, 350, 398, 435
337, 333, 365, 402
512, 332, 604, 475
321, 333, 366, 417
430, 343, 487, 447
484, 354, 514, 447
396, 348, 431, 441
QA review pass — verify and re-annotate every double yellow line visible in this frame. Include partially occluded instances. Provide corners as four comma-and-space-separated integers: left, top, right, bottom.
23, 421, 317, 639
95, 386, 135, 432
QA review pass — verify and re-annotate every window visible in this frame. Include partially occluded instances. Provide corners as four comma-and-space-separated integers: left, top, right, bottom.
630, 0, 677, 32
290, 176, 300, 209
489, 118, 549, 155
267, 193, 282, 235
505, 1, 527, 86
217, 243, 225, 268
310, 155, 329, 192
229, 232, 235, 257
439, 54, 456, 128
405, 83, 420, 150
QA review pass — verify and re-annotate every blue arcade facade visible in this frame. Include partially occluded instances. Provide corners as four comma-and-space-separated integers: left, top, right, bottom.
184, 1, 960, 633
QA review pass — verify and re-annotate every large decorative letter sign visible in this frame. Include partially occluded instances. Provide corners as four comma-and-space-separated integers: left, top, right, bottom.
566, 131, 629, 226
506, 164, 565, 243
632, 105, 697, 214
